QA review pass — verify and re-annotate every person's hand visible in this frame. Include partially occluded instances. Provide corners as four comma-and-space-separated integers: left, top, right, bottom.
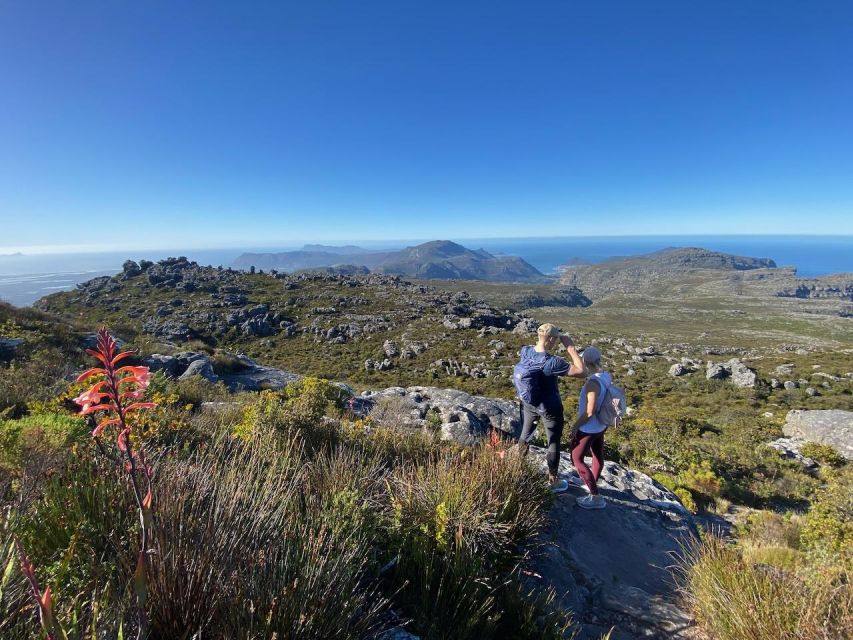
560, 334, 575, 348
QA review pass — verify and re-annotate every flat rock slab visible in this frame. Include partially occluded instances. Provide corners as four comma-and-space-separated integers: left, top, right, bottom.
527, 448, 697, 639
784, 409, 853, 460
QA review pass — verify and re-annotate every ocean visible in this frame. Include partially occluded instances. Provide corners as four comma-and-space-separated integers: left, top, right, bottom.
1, 235, 851, 308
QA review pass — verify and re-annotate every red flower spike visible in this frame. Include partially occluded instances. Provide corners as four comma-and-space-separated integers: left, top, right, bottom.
111, 351, 136, 366
79, 327, 158, 636
76, 367, 106, 383
92, 418, 121, 437
85, 349, 110, 366
125, 402, 156, 412
81, 403, 117, 415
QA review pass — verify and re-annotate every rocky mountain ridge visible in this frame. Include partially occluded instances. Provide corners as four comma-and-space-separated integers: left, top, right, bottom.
559, 247, 853, 306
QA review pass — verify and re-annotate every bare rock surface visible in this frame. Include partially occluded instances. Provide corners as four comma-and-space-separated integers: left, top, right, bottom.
526, 447, 697, 639
783, 409, 853, 460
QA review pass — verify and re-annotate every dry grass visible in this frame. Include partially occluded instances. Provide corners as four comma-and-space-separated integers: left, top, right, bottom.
678, 535, 853, 640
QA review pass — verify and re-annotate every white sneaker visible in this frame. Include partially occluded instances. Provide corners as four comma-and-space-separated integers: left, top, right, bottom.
576, 494, 606, 509
568, 475, 587, 489
550, 478, 569, 494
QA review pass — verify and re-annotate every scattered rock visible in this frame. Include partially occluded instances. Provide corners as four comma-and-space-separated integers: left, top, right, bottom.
357, 386, 521, 442
668, 363, 689, 377
705, 362, 728, 380
0, 337, 24, 358
383, 340, 399, 358
512, 318, 539, 335
216, 355, 301, 391
705, 359, 757, 387
142, 354, 180, 377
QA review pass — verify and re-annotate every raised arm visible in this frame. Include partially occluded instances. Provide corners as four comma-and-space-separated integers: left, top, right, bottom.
560, 335, 586, 378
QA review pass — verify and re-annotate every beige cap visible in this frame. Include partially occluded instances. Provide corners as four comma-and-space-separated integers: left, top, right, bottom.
537, 323, 561, 337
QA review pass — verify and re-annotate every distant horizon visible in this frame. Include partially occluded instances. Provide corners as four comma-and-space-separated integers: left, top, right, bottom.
3, 233, 853, 258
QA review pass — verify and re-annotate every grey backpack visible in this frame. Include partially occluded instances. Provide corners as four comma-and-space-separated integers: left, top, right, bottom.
593, 375, 627, 428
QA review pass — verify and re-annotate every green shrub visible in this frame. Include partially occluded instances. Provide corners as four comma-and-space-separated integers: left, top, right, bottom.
172, 374, 230, 407
800, 442, 847, 467
0, 349, 75, 418
800, 467, 853, 557
674, 487, 697, 513
0, 412, 88, 472
233, 378, 344, 448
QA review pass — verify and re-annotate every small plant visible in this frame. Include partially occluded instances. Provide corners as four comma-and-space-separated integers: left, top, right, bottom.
14, 537, 57, 640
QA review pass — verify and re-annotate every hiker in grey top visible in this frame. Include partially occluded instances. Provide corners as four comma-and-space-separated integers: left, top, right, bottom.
514, 323, 585, 493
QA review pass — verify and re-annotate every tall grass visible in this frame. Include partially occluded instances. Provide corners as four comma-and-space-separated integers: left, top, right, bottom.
678, 535, 852, 640
2, 382, 572, 639
147, 431, 389, 639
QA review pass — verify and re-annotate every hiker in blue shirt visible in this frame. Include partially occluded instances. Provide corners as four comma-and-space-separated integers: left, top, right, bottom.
513, 323, 586, 493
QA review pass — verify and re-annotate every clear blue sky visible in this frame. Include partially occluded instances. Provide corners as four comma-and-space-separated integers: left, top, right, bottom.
1, 1, 852, 252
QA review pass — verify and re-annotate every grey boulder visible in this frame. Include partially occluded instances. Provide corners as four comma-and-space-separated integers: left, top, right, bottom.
783, 410, 853, 460
179, 358, 218, 383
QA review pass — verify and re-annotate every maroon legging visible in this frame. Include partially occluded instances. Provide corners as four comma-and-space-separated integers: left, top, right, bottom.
570, 431, 605, 495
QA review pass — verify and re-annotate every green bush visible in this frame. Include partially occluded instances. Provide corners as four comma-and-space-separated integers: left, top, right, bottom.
0, 412, 88, 471
233, 378, 344, 448
800, 442, 847, 468
800, 467, 853, 557
674, 487, 697, 513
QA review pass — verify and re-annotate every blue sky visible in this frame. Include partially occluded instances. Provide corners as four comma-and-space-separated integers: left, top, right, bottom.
1, 1, 852, 253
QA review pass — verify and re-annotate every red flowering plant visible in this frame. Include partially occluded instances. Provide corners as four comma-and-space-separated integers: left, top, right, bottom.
72, 327, 156, 637
13, 327, 157, 639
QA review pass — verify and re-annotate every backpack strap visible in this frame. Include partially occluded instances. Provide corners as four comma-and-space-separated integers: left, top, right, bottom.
586, 374, 610, 413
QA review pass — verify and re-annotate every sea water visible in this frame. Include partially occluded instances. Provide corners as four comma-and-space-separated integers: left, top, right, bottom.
1, 236, 851, 307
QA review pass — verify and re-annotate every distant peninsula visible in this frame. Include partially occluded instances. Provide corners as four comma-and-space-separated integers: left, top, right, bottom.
233, 240, 549, 283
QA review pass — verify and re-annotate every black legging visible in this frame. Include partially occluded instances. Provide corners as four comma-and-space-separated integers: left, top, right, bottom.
519, 402, 564, 477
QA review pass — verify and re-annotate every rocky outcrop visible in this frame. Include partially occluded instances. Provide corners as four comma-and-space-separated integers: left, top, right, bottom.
218, 358, 302, 391
526, 447, 696, 639
560, 247, 777, 298
509, 286, 592, 309
356, 386, 522, 445
783, 410, 853, 460
180, 358, 218, 383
